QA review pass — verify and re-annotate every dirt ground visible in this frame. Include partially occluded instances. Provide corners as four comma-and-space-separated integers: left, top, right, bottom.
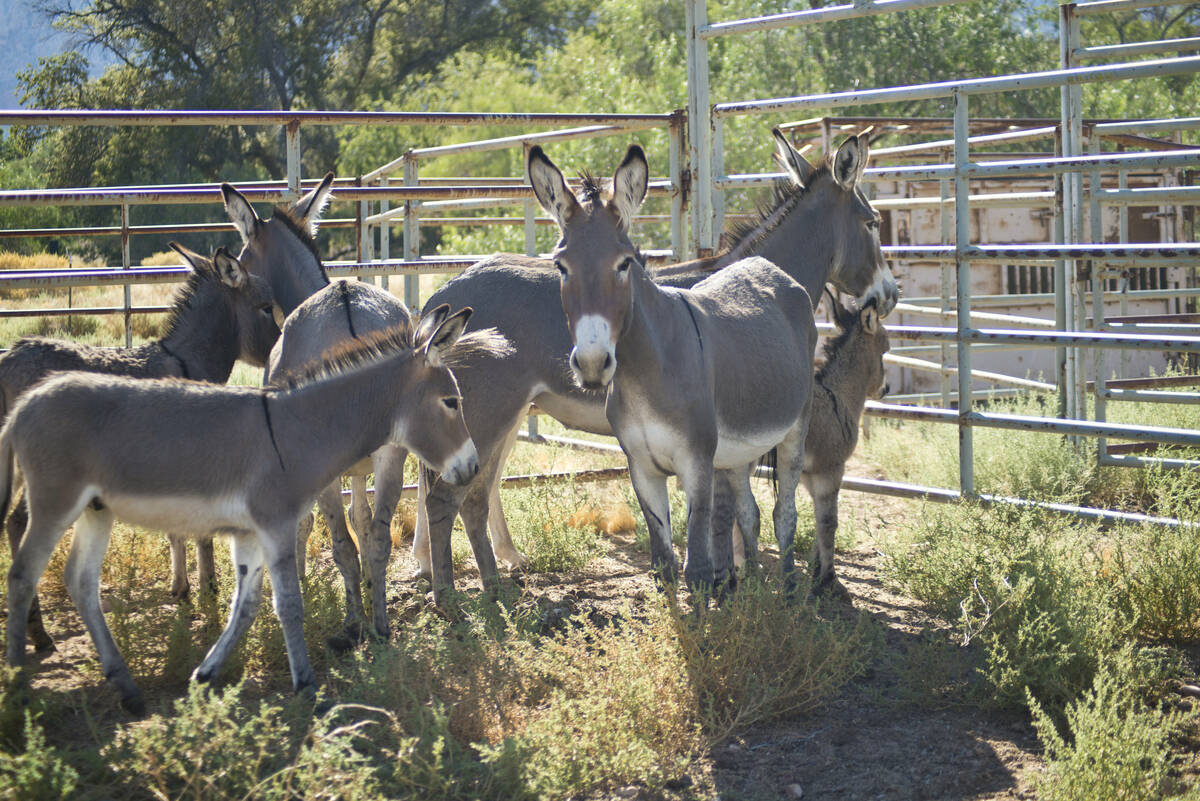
504, 481, 1046, 801
12, 463, 1048, 801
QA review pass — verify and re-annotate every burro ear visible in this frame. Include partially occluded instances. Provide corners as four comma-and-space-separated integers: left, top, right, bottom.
609, 144, 648, 231
860, 300, 880, 335
832, 134, 867, 190
168, 241, 210, 272
772, 127, 815, 188
221, 183, 261, 244
212, 246, 248, 289
855, 130, 872, 183
290, 172, 335, 237
528, 145, 581, 227
417, 305, 473, 366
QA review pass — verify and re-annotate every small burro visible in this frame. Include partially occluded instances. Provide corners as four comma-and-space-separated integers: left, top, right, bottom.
1, 304, 509, 714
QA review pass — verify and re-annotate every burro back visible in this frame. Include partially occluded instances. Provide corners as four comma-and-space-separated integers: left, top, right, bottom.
0, 303, 505, 713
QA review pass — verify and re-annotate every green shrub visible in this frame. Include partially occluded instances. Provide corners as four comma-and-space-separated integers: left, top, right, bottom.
674, 574, 878, 742
1105, 522, 1200, 644
1029, 650, 1197, 801
0, 712, 78, 801
490, 602, 703, 798
506, 482, 604, 573
104, 683, 394, 801
880, 503, 1124, 713
104, 683, 292, 800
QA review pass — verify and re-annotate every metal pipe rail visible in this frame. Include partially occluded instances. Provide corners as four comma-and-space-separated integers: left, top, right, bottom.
838, 476, 1194, 529
0, 181, 679, 208
885, 324, 1200, 351
363, 116, 681, 183
0, 251, 679, 291
894, 302, 1056, 328
1075, 0, 1198, 14
0, 218, 357, 240
884, 353, 1058, 392
713, 55, 1200, 118
865, 401, 1200, 448
1075, 36, 1200, 61
362, 181, 676, 225
0, 109, 674, 128
699, 0, 971, 38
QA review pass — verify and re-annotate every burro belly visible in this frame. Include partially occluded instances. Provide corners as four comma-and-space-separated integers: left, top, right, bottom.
713, 422, 794, 470
103, 492, 256, 536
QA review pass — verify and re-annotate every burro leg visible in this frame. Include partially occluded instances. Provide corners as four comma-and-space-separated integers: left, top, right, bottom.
423, 467, 471, 609
7, 497, 81, 666
196, 536, 218, 600
802, 466, 849, 599
365, 445, 408, 638
411, 470, 432, 580
192, 531, 265, 685
732, 465, 760, 569
318, 481, 366, 637
6, 497, 54, 652
168, 532, 190, 601
771, 430, 808, 597
710, 469, 737, 593
677, 458, 715, 597
459, 465, 500, 596
261, 524, 315, 694
65, 505, 145, 713
486, 424, 528, 570
627, 459, 676, 587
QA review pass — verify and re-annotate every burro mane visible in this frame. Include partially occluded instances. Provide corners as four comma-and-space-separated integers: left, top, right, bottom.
274, 321, 512, 392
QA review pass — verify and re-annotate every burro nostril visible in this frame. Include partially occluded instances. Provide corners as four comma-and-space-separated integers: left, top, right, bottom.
602, 353, 613, 371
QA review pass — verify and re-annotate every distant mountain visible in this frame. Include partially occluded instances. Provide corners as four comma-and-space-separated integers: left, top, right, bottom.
0, 0, 109, 108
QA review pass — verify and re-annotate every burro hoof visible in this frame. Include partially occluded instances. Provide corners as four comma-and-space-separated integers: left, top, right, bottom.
810, 574, 852, 603
326, 630, 361, 655
121, 691, 147, 717
31, 633, 57, 654
295, 674, 319, 697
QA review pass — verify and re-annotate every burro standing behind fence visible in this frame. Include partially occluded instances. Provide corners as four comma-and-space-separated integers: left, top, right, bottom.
530, 144, 817, 594
2, 305, 502, 713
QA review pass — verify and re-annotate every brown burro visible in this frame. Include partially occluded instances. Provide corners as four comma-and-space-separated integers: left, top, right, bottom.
725, 289, 891, 597
2, 304, 505, 714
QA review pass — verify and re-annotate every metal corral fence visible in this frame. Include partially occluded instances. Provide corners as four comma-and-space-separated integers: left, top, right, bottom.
0, 110, 686, 347
684, 0, 1200, 527
2, 1, 1200, 528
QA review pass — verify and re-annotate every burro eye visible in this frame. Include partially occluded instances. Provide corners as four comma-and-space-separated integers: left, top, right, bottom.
554, 259, 567, 277
442, 396, 460, 411
617, 256, 635, 274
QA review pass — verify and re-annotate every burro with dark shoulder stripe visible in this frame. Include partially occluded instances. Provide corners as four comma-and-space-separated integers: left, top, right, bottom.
1, 305, 503, 713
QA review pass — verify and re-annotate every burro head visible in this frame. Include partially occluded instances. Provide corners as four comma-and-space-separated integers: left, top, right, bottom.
528, 144, 649, 390
827, 288, 891, 400
221, 172, 336, 314
396, 304, 483, 485
167, 241, 282, 366
773, 128, 899, 317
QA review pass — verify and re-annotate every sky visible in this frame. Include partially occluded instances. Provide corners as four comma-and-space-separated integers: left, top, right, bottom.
0, 0, 111, 109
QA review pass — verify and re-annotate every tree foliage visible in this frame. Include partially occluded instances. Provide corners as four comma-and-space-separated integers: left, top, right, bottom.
2, 0, 1197, 258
